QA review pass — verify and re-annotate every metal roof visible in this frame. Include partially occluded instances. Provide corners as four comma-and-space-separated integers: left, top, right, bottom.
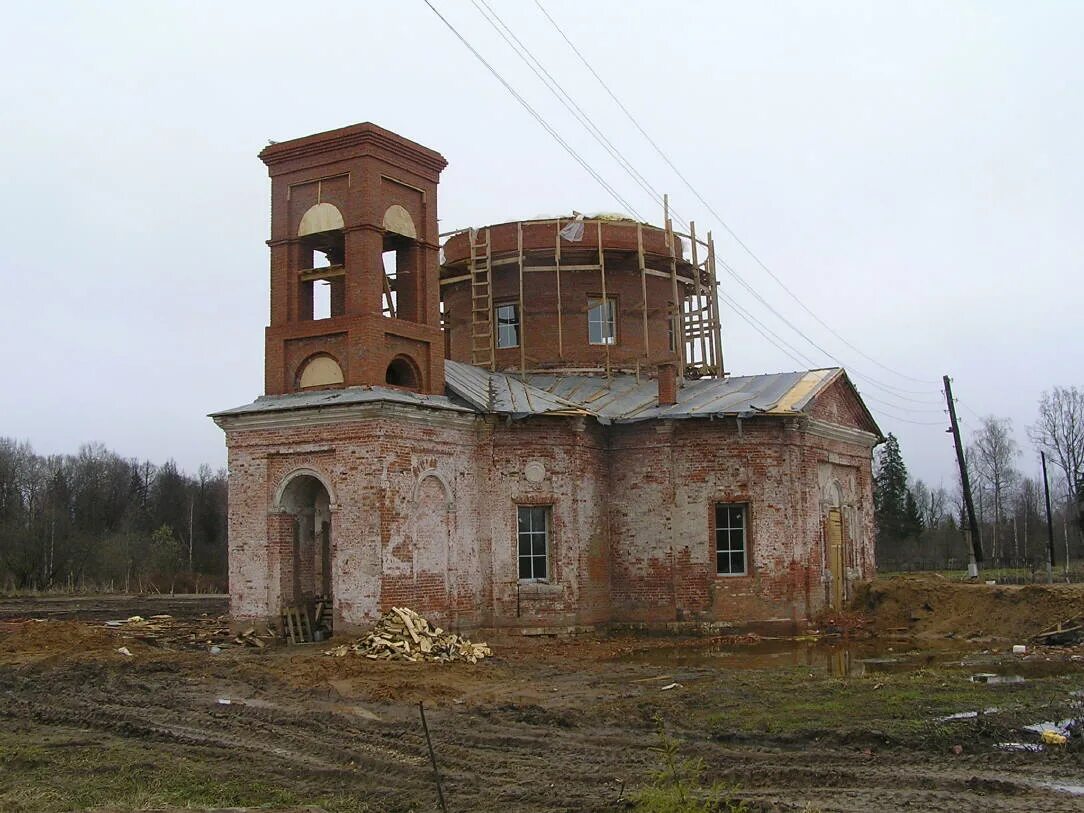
444, 361, 588, 417
523, 368, 842, 423
210, 383, 474, 418
212, 363, 862, 428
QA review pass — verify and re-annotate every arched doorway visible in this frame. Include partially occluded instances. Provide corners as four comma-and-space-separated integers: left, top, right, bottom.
278, 473, 333, 636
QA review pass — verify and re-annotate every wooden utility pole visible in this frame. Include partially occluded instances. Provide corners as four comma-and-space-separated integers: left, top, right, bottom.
943, 375, 983, 577
1041, 451, 1056, 583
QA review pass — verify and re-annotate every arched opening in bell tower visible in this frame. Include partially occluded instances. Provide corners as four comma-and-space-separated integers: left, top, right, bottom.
277, 473, 333, 635
385, 355, 421, 389
298, 202, 346, 321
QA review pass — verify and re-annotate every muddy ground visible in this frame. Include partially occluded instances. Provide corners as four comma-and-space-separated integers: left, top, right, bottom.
3, 579, 1084, 812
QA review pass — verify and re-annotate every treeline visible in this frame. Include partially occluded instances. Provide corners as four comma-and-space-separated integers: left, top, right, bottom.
0, 439, 227, 593
876, 386, 1084, 575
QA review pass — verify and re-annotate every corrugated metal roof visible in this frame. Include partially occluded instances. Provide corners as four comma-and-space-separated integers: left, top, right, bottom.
444, 361, 589, 417
212, 362, 854, 427
524, 369, 839, 423
210, 384, 474, 418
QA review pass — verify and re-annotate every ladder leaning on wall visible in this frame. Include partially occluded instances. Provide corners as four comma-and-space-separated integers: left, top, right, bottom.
468, 227, 495, 370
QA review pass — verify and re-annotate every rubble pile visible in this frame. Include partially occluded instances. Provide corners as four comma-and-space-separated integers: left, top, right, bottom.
105, 615, 274, 650
326, 606, 491, 663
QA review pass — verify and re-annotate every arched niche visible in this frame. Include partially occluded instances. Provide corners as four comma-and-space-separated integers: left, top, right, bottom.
413, 469, 454, 510
385, 355, 421, 389
298, 202, 345, 237
383, 204, 417, 239
298, 354, 344, 389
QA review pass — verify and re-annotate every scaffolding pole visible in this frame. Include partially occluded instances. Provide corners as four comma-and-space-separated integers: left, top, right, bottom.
517, 221, 526, 380
637, 222, 649, 363
706, 231, 724, 377
664, 195, 685, 381
554, 221, 564, 360
598, 220, 611, 380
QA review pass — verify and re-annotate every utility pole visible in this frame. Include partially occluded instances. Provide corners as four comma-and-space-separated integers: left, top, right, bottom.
188, 496, 195, 573
944, 375, 983, 577
1041, 451, 1056, 583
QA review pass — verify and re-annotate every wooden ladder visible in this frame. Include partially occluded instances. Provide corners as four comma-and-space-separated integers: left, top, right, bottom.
469, 227, 495, 370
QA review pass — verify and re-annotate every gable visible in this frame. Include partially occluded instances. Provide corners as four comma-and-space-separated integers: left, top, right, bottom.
807, 374, 882, 437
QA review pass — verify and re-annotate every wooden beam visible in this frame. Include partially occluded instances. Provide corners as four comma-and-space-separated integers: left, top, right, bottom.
637, 222, 649, 362
299, 266, 345, 282
518, 221, 526, 380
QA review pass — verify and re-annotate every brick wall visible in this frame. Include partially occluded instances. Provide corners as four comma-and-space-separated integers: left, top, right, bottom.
221, 395, 876, 632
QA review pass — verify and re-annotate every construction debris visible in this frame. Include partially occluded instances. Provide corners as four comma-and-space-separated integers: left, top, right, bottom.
103, 614, 274, 651
325, 607, 491, 663
1034, 618, 1084, 647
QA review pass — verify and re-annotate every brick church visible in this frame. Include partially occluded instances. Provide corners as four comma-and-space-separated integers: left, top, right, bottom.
212, 122, 882, 635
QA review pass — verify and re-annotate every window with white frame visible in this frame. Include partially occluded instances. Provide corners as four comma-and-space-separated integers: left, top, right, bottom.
715, 503, 747, 575
517, 505, 550, 580
495, 302, 520, 349
587, 297, 616, 345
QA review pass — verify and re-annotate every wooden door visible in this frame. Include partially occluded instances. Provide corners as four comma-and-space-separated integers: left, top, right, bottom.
828, 508, 845, 609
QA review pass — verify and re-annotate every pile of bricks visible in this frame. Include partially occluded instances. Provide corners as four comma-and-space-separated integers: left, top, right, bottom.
325, 606, 491, 663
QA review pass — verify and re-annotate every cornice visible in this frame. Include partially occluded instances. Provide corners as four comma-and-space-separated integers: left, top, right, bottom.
213, 400, 477, 435
804, 418, 881, 449
260, 123, 447, 176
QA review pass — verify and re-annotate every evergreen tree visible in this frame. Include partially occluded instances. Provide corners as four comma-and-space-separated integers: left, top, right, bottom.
903, 489, 924, 538
874, 433, 913, 542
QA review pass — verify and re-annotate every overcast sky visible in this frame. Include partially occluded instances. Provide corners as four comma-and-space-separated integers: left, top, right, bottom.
1, 1, 1081, 490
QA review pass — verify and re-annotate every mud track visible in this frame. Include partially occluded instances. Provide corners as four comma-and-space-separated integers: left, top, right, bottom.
2, 646, 1083, 812
3, 587, 1084, 811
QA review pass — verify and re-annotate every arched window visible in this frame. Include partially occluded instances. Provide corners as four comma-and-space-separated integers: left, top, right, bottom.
298, 203, 345, 237
298, 355, 344, 389
385, 355, 420, 389
298, 204, 346, 321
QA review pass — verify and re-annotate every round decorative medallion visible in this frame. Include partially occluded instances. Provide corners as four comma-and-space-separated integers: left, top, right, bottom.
524, 461, 546, 483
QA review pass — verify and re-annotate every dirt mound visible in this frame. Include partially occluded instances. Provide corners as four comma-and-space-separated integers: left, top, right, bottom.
854, 575, 1084, 639
0, 620, 120, 660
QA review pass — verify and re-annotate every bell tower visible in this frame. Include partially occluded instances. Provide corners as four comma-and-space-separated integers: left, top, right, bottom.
260, 123, 448, 395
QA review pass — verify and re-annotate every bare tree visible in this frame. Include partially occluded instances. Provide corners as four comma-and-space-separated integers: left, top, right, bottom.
970, 417, 1020, 562
912, 479, 948, 530
1030, 386, 1084, 499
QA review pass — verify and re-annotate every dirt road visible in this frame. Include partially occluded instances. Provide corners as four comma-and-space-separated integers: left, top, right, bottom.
3, 586, 1084, 811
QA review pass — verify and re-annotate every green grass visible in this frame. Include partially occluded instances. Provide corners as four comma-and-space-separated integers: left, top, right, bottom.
0, 730, 367, 813
700, 666, 1081, 746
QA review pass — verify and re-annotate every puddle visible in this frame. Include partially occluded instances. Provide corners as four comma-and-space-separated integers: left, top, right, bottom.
936, 707, 1000, 722
1045, 783, 1084, 796
971, 673, 1026, 685
618, 635, 1084, 679
618, 636, 977, 676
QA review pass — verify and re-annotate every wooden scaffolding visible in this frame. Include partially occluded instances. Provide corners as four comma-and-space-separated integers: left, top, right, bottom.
439, 206, 724, 380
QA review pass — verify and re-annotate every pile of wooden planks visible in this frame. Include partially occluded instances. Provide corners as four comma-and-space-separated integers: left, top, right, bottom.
104, 615, 273, 650
325, 606, 492, 663
1034, 618, 1084, 646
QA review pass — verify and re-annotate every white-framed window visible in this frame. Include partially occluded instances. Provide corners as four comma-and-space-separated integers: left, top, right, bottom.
587, 297, 616, 345
496, 302, 520, 349
517, 505, 550, 580
715, 503, 747, 575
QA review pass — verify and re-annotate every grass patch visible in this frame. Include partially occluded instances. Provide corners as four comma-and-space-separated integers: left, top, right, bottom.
701, 666, 1081, 747
0, 730, 367, 813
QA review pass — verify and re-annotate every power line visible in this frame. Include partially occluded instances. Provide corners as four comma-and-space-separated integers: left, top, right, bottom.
714, 253, 943, 404
483, 1, 942, 402
718, 291, 820, 370
421, 0, 644, 220
533, 0, 940, 387
433, 0, 947, 408
721, 293, 946, 427
471, 0, 673, 222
